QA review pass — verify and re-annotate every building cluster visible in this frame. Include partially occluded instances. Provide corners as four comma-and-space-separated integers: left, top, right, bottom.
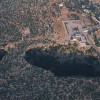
70, 32, 87, 47
63, 20, 88, 47
52, 0, 100, 49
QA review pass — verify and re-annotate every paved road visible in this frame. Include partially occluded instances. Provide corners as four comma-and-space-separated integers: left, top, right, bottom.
86, 34, 100, 58
86, 16, 100, 58
92, 17, 100, 25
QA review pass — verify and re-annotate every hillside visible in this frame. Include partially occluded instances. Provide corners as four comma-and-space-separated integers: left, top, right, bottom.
0, 0, 100, 99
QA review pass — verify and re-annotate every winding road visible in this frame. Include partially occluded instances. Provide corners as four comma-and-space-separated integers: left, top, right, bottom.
86, 34, 100, 58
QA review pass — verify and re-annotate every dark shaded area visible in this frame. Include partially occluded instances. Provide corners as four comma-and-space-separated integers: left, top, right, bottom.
25, 48, 100, 77
0, 49, 7, 61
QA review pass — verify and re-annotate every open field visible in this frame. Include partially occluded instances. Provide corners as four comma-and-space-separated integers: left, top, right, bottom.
52, 6, 69, 40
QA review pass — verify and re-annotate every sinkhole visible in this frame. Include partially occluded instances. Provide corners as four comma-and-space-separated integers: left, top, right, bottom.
0, 49, 7, 61
24, 48, 100, 77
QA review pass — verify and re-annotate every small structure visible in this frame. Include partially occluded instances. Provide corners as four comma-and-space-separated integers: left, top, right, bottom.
82, 5, 86, 9
59, 3, 63, 7
84, 9, 91, 13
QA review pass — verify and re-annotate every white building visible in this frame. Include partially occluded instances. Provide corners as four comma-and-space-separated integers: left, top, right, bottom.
59, 3, 64, 7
